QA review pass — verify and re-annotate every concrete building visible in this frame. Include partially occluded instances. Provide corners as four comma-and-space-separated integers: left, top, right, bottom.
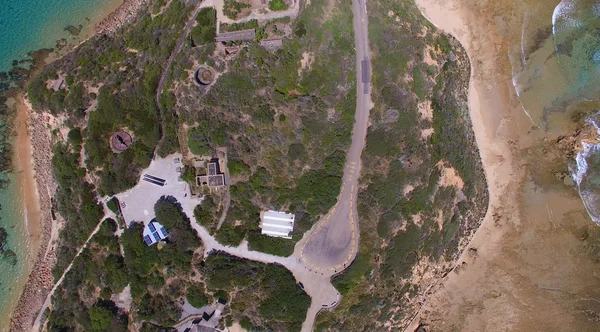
143, 220, 169, 246
215, 29, 256, 43
197, 160, 225, 188
260, 210, 295, 239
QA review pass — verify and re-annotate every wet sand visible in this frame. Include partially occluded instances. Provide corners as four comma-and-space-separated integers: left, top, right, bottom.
410, 0, 600, 331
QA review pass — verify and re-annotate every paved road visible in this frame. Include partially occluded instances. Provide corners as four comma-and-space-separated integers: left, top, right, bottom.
295, 0, 373, 277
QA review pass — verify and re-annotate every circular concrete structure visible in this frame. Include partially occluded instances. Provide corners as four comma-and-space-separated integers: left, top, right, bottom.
194, 66, 215, 86
110, 131, 133, 153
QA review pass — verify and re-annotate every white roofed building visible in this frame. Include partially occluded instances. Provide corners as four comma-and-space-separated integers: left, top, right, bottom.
143, 220, 169, 246
260, 210, 295, 239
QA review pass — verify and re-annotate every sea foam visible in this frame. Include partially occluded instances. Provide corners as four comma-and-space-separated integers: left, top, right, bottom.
573, 115, 600, 225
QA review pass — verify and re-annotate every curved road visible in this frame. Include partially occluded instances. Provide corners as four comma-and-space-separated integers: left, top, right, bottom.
33, 1, 373, 331
294, 0, 373, 278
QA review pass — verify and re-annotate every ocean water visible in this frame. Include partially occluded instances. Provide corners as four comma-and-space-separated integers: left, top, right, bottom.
0, 173, 30, 330
509, 0, 600, 225
0, 0, 118, 328
0, 0, 118, 72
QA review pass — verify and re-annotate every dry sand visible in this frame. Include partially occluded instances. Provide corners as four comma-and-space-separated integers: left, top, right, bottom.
408, 0, 600, 331
9, 96, 58, 332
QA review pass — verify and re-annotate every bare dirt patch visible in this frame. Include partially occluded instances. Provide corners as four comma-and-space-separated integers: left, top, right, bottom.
421, 127, 434, 140
298, 51, 315, 77
437, 161, 464, 189
417, 100, 433, 121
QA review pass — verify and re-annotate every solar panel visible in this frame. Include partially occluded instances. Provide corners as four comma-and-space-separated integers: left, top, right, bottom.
144, 174, 166, 183
148, 223, 156, 232
144, 235, 153, 246
160, 227, 168, 238
143, 177, 165, 186
152, 232, 161, 242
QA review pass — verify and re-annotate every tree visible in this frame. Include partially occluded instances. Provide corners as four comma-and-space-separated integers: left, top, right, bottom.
186, 283, 209, 308
88, 306, 112, 331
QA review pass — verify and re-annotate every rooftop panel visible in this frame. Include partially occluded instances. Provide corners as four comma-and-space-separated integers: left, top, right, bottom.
144, 235, 154, 246
152, 231, 161, 242
261, 225, 292, 236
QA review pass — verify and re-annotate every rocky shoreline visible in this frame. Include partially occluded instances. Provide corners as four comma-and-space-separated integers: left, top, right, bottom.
9, 0, 146, 329
10, 109, 57, 332
96, 0, 148, 34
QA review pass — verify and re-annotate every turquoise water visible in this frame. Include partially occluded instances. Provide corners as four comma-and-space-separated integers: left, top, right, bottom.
0, 173, 29, 329
0, 0, 116, 72
0, 0, 117, 328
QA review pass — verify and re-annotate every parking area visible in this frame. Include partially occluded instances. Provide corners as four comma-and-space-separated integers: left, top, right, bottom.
116, 154, 195, 226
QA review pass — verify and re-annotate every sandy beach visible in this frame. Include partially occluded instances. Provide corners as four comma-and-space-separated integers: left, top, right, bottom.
409, 0, 600, 331
5, 0, 153, 330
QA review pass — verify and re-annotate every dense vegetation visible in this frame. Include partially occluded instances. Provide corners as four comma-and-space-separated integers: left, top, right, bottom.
48, 195, 205, 330
201, 252, 311, 331
52, 134, 104, 277
28, 0, 194, 197
47, 219, 130, 331
172, 0, 356, 256
25, 0, 196, 278
190, 8, 217, 47
316, 0, 488, 330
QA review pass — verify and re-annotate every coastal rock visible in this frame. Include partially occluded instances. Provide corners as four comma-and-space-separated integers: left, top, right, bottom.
9, 110, 59, 331
96, 0, 148, 34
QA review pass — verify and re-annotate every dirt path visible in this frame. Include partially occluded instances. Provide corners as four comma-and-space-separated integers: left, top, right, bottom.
31, 208, 117, 331
155, 1, 208, 150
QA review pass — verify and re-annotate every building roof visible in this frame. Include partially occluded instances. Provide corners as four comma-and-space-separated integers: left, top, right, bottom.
215, 29, 256, 42
143, 220, 168, 246
197, 161, 225, 188
260, 210, 295, 239
207, 162, 218, 175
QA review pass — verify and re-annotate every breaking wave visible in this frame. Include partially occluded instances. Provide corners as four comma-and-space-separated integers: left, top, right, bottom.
573, 115, 600, 225
511, 0, 600, 225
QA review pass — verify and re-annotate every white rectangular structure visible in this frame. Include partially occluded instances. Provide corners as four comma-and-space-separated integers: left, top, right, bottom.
260, 210, 295, 239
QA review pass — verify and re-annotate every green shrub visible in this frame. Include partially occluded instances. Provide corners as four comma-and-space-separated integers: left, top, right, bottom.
88, 306, 112, 331
106, 197, 120, 215
228, 159, 250, 175
268, 0, 289, 11
190, 8, 217, 46
187, 283, 209, 308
